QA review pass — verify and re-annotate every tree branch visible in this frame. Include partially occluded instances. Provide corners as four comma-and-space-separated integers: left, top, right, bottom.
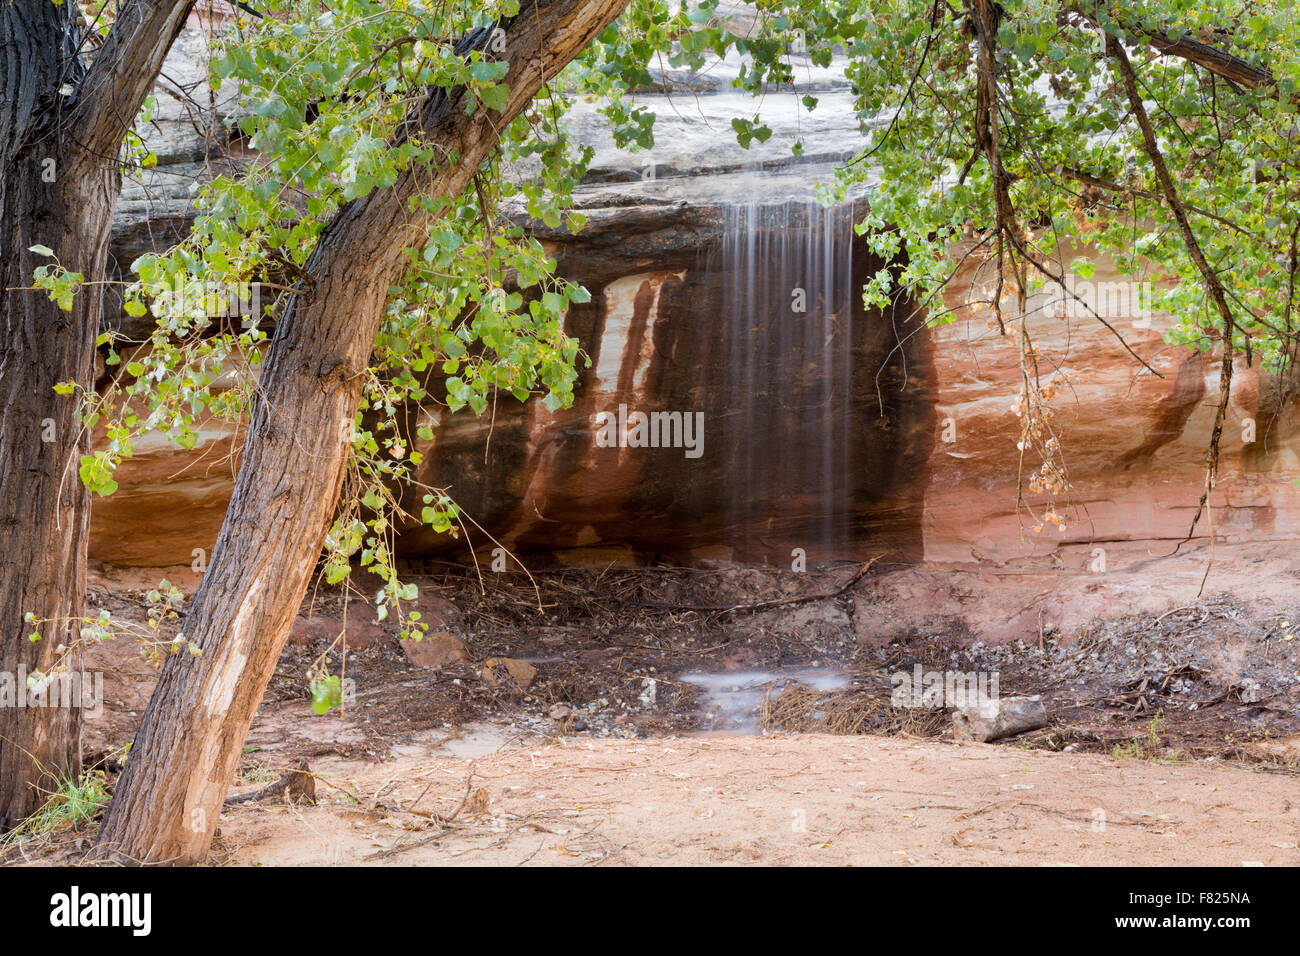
1139, 29, 1273, 91
0, 0, 82, 168
968, 1, 1162, 379
1106, 34, 1236, 554
1059, 165, 1275, 250
66, 0, 196, 163
1070, 5, 1280, 98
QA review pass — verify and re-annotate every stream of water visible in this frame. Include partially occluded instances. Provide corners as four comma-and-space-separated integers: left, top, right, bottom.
717, 199, 860, 561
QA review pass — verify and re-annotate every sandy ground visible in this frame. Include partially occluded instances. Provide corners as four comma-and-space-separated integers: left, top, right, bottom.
218, 732, 1300, 866
6, 539, 1286, 867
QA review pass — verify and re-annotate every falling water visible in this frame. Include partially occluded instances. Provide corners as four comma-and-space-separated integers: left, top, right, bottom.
716, 198, 859, 563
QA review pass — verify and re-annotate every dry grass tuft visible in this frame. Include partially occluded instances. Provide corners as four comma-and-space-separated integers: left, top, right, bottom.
760, 683, 951, 737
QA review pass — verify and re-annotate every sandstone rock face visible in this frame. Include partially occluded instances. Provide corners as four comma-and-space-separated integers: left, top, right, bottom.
88, 410, 240, 567
88, 28, 1300, 572
398, 196, 931, 566
923, 238, 1300, 566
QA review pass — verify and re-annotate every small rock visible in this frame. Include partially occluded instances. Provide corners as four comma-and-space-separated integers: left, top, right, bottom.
481, 656, 538, 690
287, 614, 388, 651
549, 705, 573, 721
638, 678, 658, 705
720, 647, 759, 671
287, 616, 335, 648
415, 594, 462, 630
342, 617, 389, 651
403, 631, 469, 669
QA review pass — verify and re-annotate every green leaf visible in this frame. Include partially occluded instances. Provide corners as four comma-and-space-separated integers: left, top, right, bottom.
479, 83, 510, 112
469, 60, 508, 82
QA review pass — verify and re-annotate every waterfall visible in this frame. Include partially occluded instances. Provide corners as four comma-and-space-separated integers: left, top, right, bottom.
716, 198, 859, 564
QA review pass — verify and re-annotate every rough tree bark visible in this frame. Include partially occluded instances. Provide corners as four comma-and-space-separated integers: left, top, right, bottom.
0, 0, 193, 828
0, 0, 94, 829
93, 0, 628, 865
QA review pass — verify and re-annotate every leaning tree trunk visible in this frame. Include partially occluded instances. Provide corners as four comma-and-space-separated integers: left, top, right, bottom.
0, 0, 105, 829
93, 0, 628, 864
0, 0, 195, 828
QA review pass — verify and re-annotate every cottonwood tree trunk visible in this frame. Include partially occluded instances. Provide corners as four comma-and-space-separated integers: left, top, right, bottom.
0, 0, 193, 828
94, 0, 628, 865
0, 0, 98, 827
